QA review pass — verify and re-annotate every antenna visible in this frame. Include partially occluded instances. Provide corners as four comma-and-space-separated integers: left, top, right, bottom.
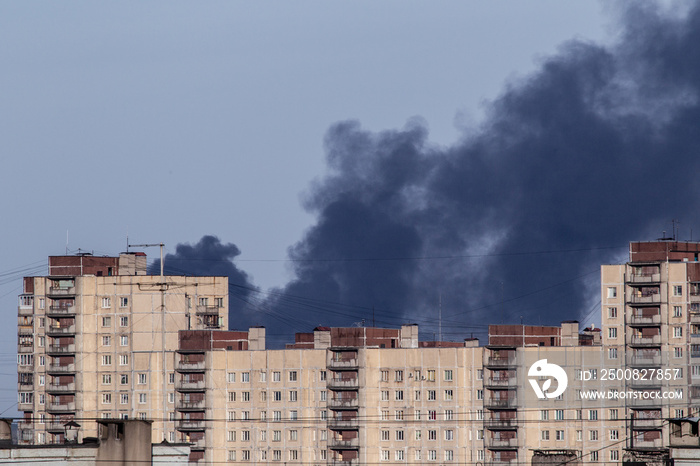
66, 230, 69, 255
438, 293, 442, 343
128, 242, 165, 278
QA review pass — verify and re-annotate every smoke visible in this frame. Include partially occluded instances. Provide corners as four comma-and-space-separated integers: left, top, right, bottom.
263, 2, 700, 342
169, 3, 700, 345
148, 235, 258, 329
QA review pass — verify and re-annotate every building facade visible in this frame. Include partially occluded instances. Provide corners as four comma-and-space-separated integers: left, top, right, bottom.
17, 253, 228, 445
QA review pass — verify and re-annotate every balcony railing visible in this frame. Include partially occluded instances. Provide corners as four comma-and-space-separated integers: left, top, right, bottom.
18, 402, 33, 411
628, 335, 661, 346
176, 380, 206, 391
484, 418, 518, 429
196, 305, 220, 315
634, 417, 663, 428
329, 438, 360, 449
690, 313, 700, 324
629, 293, 661, 304
328, 378, 359, 390
485, 357, 517, 367
47, 306, 76, 316
18, 306, 33, 316
18, 344, 34, 353
47, 383, 76, 393
47, 363, 76, 373
628, 393, 663, 407
327, 398, 359, 409
177, 361, 206, 372
328, 418, 360, 430
629, 314, 661, 325
627, 355, 662, 366
327, 358, 359, 370
47, 344, 76, 354
484, 378, 518, 388
18, 326, 33, 336
484, 397, 518, 409
628, 273, 661, 284
488, 437, 518, 448
176, 400, 206, 411
47, 325, 76, 336
177, 420, 205, 431
48, 287, 75, 296
329, 460, 359, 466
633, 438, 663, 448
47, 402, 76, 412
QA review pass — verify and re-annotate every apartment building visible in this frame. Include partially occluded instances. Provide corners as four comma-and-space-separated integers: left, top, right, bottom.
17, 253, 228, 445
602, 240, 700, 458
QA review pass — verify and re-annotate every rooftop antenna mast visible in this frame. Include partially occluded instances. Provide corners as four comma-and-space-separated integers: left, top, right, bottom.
128, 242, 165, 278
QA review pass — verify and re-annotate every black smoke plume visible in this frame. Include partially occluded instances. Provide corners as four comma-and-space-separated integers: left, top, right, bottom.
170, 3, 700, 346
148, 235, 258, 329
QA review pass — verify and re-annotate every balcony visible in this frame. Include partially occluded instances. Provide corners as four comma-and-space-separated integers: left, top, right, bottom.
196, 305, 220, 316
628, 335, 661, 346
328, 378, 359, 390
47, 325, 76, 336
627, 355, 662, 367
634, 417, 663, 428
327, 397, 359, 409
18, 401, 33, 411
628, 378, 662, 389
176, 361, 205, 372
485, 357, 517, 368
48, 287, 75, 297
628, 393, 663, 407
329, 460, 359, 466
484, 377, 518, 388
18, 344, 33, 353
628, 273, 661, 284
488, 437, 518, 449
327, 358, 359, 370
484, 397, 518, 409
18, 306, 33, 316
484, 418, 518, 429
18, 326, 33, 336
46, 422, 69, 433
176, 400, 206, 411
47, 402, 76, 413
329, 437, 360, 449
690, 313, 700, 324
176, 380, 205, 391
18, 381, 33, 391
47, 363, 76, 374
632, 437, 663, 449
47, 383, 76, 394
328, 418, 360, 430
47, 344, 76, 355
177, 420, 205, 431
189, 437, 206, 450
47, 306, 76, 316
629, 314, 661, 325
628, 293, 661, 305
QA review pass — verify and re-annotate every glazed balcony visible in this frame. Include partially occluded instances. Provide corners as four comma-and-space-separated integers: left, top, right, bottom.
196, 305, 220, 316
627, 355, 662, 367
484, 377, 518, 389
487, 437, 518, 449
484, 417, 518, 429
484, 397, 518, 409
484, 356, 517, 368
327, 354, 359, 370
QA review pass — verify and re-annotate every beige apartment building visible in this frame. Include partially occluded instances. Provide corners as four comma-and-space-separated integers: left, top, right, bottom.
17, 253, 228, 445
16, 240, 700, 465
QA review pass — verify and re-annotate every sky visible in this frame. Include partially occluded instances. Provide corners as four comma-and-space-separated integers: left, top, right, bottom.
2, 1, 697, 416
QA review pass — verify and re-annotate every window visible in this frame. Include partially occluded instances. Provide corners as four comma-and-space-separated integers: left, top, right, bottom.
38, 336, 44, 347
102, 336, 111, 346
589, 410, 598, 421
289, 450, 298, 461
674, 326, 683, 338
608, 327, 617, 338
445, 450, 454, 461
415, 390, 421, 401
610, 430, 619, 440
395, 370, 403, 382
169, 373, 175, 384
556, 430, 564, 440
168, 393, 174, 403
120, 393, 129, 404
18, 392, 33, 404
320, 390, 326, 401
396, 430, 404, 441
119, 297, 128, 307
445, 409, 454, 420
395, 410, 404, 420
228, 391, 236, 402
273, 411, 281, 421
102, 393, 112, 404
607, 287, 617, 298
381, 370, 389, 382
273, 371, 281, 382
428, 430, 437, 440
289, 410, 297, 420
428, 450, 437, 461
445, 389, 454, 401
228, 372, 236, 383
555, 409, 564, 420
102, 316, 111, 327
415, 430, 422, 440
242, 451, 250, 461
540, 410, 549, 421
102, 355, 112, 366
260, 430, 267, 441
198, 297, 208, 306
445, 429, 453, 440
227, 431, 235, 442
102, 374, 112, 384
610, 450, 619, 461
381, 430, 389, 441
319, 370, 326, 381
608, 307, 617, 318
260, 371, 267, 382
242, 430, 250, 441
674, 285, 683, 296
589, 369, 598, 380
102, 297, 111, 308
139, 393, 147, 404
675, 347, 684, 358
476, 409, 483, 420
428, 390, 436, 401
674, 305, 683, 317
120, 335, 128, 346
273, 430, 281, 441
427, 370, 435, 381
381, 450, 390, 461
676, 408, 685, 418
395, 390, 404, 401
428, 410, 437, 420
414, 410, 421, 421
395, 450, 404, 461
242, 391, 250, 402
609, 409, 618, 420
120, 374, 128, 385
476, 369, 483, 380
444, 369, 453, 381
289, 371, 297, 382
476, 389, 482, 400
120, 316, 128, 327
39, 317, 45, 328
382, 410, 389, 420
609, 347, 618, 359
215, 297, 224, 307
241, 372, 249, 382
590, 430, 598, 441
119, 354, 129, 365
274, 391, 282, 401
542, 430, 550, 440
